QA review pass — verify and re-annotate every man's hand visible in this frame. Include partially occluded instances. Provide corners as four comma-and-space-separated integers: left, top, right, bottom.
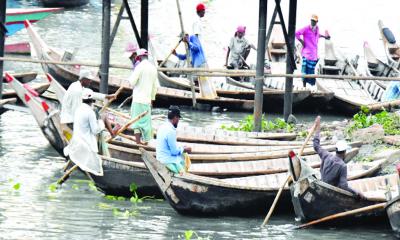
183, 146, 192, 154
106, 94, 116, 101
299, 39, 305, 47
172, 50, 177, 56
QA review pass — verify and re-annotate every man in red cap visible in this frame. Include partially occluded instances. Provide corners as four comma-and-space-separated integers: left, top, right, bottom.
193, 3, 206, 39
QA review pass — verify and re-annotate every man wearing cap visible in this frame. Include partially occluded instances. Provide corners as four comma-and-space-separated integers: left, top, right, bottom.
156, 106, 192, 174
128, 48, 158, 145
313, 116, 365, 198
295, 15, 330, 88
64, 89, 115, 176
193, 3, 206, 40
124, 42, 139, 70
60, 68, 115, 126
225, 25, 256, 69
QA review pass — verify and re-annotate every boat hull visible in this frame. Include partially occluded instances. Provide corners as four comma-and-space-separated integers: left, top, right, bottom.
41, 0, 89, 8
386, 196, 400, 238
290, 178, 385, 225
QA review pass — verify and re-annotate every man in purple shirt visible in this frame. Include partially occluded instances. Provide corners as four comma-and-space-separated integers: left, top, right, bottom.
296, 15, 330, 87
313, 116, 365, 199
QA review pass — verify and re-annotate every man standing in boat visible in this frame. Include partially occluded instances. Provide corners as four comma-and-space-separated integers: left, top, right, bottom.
129, 49, 158, 145
60, 68, 115, 127
173, 33, 206, 68
313, 116, 365, 199
64, 89, 116, 176
295, 15, 330, 88
156, 106, 192, 174
193, 3, 206, 43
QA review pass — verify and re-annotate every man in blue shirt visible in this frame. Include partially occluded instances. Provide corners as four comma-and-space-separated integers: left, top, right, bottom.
156, 106, 192, 174
172, 34, 206, 68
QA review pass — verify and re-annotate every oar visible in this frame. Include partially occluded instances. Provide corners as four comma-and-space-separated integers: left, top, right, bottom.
99, 85, 125, 113
159, 40, 182, 67
106, 110, 148, 142
57, 164, 79, 185
261, 117, 319, 227
295, 202, 386, 229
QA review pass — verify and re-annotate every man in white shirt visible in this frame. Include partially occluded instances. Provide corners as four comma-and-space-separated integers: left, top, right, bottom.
128, 49, 158, 144
192, 3, 206, 39
60, 68, 115, 126
63, 89, 115, 176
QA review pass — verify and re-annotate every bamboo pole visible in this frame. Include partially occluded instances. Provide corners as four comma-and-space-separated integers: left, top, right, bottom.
159, 40, 181, 67
106, 110, 148, 142
3, 56, 400, 81
57, 164, 79, 185
99, 85, 125, 113
295, 202, 386, 229
175, 0, 196, 108
261, 117, 318, 227
366, 99, 400, 111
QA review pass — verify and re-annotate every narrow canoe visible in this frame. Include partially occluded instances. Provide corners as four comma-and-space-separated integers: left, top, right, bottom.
289, 149, 400, 225
378, 20, 400, 70
2, 82, 50, 99
5, 41, 31, 55
6, 8, 61, 36
0, 98, 17, 115
2, 71, 37, 83
41, 0, 89, 8
141, 148, 393, 216
386, 195, 400, 238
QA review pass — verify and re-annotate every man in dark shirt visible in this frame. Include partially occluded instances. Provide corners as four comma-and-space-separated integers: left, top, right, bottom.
313, 116, 364, 198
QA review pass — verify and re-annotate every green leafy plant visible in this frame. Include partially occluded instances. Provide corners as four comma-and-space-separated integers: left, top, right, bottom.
346, 109, 400, 136
181, 230, 210, 240
48, 183, 58, 192
221, 115, 294, 132
12, 183, 20, 190
129, 183, 155, 203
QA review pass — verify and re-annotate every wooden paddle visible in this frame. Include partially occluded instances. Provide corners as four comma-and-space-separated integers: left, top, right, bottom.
106, 110, 149, 142
159, 40, 182, 67
57, 165, 79, 185
295, 202, 386, 229
261, 116, 319, 227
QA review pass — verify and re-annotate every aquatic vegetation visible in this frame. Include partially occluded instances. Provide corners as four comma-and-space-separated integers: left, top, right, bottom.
48, 183, 58, 192
112, 208, 139, 218
129, 183, 155, 203
71, 184, 80, 190
346, 109, 400, 135
180, 230, 210, 240
12, 183, 20, 190
221, 115, 294, 132
104, 195, 126, 201
97, 202, 113, 210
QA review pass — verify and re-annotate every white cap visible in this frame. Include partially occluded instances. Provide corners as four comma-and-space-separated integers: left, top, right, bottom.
79, 68, 95, 80
336, 140, 351, 152
82, 88, 94, 100
136, 48, 148, 56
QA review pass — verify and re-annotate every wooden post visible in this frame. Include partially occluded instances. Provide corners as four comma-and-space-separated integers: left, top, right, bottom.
254, 0, 268, 132
176, 0, 197, 108
100, 0, 111, 94
0, 0, 6, 101
123, 0, 142, 48
110, 4, 125, 46
264, 0, 278, 60
283, 0, 297, 122
141, 0, 149, 50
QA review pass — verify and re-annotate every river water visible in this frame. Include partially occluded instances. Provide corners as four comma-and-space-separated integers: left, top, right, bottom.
1, 0, 399, 239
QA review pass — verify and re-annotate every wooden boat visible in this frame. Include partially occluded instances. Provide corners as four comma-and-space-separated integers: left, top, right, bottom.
141, 148, 394, 216
316, 41, 386, 113
289, 149, 400, 225
0, 98, 17, 115
386, 195, 400, 238
25, 21, 254, 112
158, 70, 309, 111
363, 41, 398, 90
378, 20, 400, 70
2, 82, 49, 99
5, 41, 31, 55
2, 71, 37, 83
41, 0, 89, 8
6, 8, 61, 37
